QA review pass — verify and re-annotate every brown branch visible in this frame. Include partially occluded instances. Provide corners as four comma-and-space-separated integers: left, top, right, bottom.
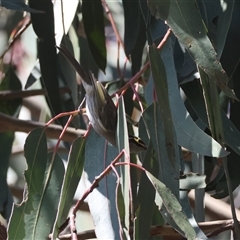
0, 112, 85, 142
72, 151, 125, 215
101, 0, 124, 50
115, 28, 172, 96
56, 219, 238, 240
0, 87, 71, 100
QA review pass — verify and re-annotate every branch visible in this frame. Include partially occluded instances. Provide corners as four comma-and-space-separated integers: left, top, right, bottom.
0, 112, 85, 142
56, 219, 238, 240
0, 87, 71, 100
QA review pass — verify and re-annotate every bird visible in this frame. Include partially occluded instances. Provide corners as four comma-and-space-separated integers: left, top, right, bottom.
58, 45, 147, 152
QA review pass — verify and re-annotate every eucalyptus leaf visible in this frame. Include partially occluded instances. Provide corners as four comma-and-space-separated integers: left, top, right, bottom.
149, 45, 179, 170
147, 0, 236, 100
116, 96, 131, 238
145, 41, 228, 158
82, 0, 106, 72
8, 128, 64, 240
146, 171, 196, 240
30, 0, 64, 125
135, 142, 159, 239
52, 137, 86, 239
122, 0, 146, 75
216, 0, 234, 57
143, 103, 179, 197
84, 129, 121, 239
160, 38, 228, 158
182, 80, 240, 156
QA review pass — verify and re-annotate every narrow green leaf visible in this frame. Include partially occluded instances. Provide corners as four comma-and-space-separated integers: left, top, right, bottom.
29, 0, 63, 124
159, 38, 228, 158
135, 142, 159, 239
216, 0, 234, 57
122, 0, 146, 75
58, 35, 79, 120
117, 96, 131, 238
182, 80, 240, 156
146, 171, 196, 240
84, 129, 121, 239
143, 103, 179, 197
82, 0, 106, 72
8, 127, 47, 239
58, 35, 77, 106
149, 45, 179, 170
52, 137, 86, 239
8, 128, 65, 240
147, 0, 236, 100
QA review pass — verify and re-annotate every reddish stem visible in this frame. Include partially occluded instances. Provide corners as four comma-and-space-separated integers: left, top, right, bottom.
101, 0, 124, 50
115, 28, 172, 96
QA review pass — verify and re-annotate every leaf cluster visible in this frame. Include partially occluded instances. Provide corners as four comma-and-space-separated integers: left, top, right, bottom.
0, 0, 240, 239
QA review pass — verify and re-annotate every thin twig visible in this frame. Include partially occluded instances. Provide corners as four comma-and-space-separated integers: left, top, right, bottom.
115, 28, 172, 96
45, 110, 79, 126
101, 0, 124, 50
52, 115, 75, 152
72, 151, 125, 215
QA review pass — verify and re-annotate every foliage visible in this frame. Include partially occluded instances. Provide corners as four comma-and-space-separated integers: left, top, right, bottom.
0, 0, 240, 239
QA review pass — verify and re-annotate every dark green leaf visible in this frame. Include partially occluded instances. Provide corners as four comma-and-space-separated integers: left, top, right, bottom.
143, 103, 179, 197
135, 142, 159, 239
78, 36, 99, 77
149, 45, 179, 170
159, 39, 228, 158
58, 36, 79, 109
82, 0, 106, 72
147, 0, 236, 99
58, 36, 79, 128
116, 97, 130, 238
215, 0, 234, 57
122, 0, 146, 75
52, 137, 85, 239
8, 128, 65, 239
146, 171, 196, 240
220, 3, 240, 77
29, 0, 63, 124
182, 80, 240, 156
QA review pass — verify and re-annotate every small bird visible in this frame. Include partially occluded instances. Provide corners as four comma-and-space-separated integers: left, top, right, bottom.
58, 46, 147, 152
